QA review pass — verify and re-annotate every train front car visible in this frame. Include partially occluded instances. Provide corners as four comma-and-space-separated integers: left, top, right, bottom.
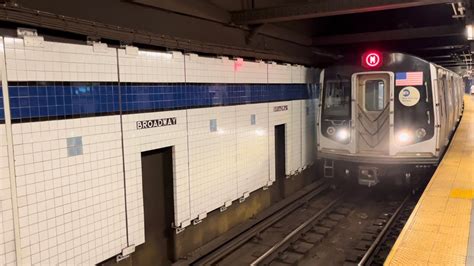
317, 51, 460, 187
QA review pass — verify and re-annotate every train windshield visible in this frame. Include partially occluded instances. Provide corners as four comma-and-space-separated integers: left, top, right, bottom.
323, 79, 351, 118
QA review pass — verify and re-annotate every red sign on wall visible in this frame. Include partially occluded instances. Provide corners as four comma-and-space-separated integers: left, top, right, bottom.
234, 58, 244, 71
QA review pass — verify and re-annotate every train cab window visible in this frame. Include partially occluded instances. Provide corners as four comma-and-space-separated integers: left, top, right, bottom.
323, 79, 351, 118
364, 80, 385, 111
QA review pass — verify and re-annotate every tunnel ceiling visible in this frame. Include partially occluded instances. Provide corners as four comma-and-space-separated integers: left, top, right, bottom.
1, 0, 473, 72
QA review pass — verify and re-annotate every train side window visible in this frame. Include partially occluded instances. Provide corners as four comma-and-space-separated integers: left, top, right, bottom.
364, 80, 385, 111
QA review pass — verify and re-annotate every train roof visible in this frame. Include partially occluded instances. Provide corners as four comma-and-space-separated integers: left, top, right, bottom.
326, 51, 461, 78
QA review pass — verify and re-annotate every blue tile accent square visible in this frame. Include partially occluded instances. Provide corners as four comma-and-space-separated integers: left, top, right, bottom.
67, 136, 83, 157
210, 119, 217, 132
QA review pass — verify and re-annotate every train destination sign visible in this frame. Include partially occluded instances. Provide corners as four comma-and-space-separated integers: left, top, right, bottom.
362, 50, 382, 69
137, 117, 177, 129
273, 105, 288, 112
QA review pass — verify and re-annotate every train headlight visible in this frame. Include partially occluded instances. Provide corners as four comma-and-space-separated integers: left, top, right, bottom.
397, 130, 413, 144
336, 128, 350, 141
327, 126, 336, 136
415, 128, 427, 139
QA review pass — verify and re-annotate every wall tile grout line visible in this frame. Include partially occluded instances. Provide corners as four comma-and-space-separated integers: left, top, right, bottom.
184, 52, 193, 223
0, 37, 22, 265
116, 49, 130, 247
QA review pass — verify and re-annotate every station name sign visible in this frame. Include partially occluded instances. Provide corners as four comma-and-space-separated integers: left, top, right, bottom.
137, 117, 177, 129
273, 105, 288, 112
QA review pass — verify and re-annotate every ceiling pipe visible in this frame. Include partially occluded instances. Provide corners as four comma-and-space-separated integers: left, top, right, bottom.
451, 2, 465, 18
452, 3, 458, 16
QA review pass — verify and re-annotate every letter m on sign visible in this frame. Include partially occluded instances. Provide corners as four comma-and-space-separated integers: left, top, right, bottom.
369, 55, 376, 64
362, 51, 382, 68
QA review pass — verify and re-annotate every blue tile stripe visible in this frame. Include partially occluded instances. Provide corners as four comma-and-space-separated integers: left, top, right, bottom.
7, 82, 319, 123
8, 82, 119, 123
121, 83, 317, 113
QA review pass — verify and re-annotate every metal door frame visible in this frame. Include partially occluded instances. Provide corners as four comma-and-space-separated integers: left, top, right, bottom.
351, 71, 394, 155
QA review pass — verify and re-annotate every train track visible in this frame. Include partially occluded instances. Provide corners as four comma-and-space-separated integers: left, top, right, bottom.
249, 195, 344, 265
355, 194, 412, 266
192, 179, 344, 266
192, 181, 422, 266
247, 191, 416, 266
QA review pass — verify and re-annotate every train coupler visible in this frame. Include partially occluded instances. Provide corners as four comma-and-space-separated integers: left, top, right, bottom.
358, 166, 379, 187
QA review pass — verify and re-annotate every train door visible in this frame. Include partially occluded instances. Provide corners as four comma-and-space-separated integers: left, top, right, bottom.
437, 74, 448, 147
449, 76, 458, 128
452, 77, 458, 122
354, 73, 391, 155
446, 75, 455, 134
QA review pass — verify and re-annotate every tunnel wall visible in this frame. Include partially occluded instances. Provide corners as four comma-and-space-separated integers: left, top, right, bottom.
0, 36, 319, 264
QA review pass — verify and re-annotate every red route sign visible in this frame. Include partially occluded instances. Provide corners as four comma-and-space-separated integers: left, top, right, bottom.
362, 51, 383, 69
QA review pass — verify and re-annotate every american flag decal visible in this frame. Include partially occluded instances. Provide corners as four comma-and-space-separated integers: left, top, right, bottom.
395, 72, 423, 86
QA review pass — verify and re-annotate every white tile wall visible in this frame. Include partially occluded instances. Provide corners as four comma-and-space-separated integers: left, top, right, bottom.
0, 124, 15, 266
290, 101, 302, 174
234, 60, 267, 84
291, 65, 305, 83
11, 117, 127, 265
296, 67, 318, 84
121, 110, 190, 242
187, 106, 237, 218
120, 100, 314, 230
268, 101, 292, 181
4, 37, 117, 82
0, 37, 320, 264
235, 104, 269, 197
302, 99, 318, 167
185, 54, 235, 83
118, 49, 185, 83
268, 63, 292, 84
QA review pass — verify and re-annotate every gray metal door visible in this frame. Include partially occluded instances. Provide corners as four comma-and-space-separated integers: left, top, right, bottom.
355, 74, 391, 155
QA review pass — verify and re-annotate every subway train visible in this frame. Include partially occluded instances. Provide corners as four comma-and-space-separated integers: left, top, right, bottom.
317, 51, 464, 186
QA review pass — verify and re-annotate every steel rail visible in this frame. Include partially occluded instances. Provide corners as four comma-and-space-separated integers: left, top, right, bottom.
250, 195, 343, 266
192, 180, 330, 266
358, 194, 411, 266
